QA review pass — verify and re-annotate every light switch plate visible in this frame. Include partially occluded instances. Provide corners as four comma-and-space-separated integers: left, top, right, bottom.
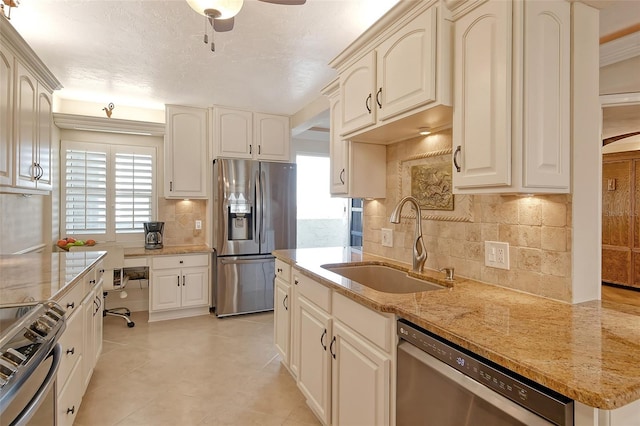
381, 228, 393, 247
195, 220, 202, 230
485, 241, 510, 270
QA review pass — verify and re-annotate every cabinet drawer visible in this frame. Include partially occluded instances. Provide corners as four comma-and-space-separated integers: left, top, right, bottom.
152, 254, 209, 269
57, 358, 83, 426
332, 292, 393, 353
275, 259, 291, 282
294, 270, 331, 312
55, 282, 85, 319
57, 308, 83, 392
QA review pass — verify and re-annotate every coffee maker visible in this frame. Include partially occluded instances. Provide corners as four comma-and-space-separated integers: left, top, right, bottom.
144, 222, 164, 249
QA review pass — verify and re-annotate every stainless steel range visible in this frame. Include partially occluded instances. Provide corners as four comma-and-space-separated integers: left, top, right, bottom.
0, 301, 66, 426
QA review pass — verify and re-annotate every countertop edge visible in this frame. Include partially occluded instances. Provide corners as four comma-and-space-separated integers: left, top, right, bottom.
273, 249, 640, 410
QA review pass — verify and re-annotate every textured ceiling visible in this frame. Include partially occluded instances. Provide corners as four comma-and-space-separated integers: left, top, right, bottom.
7, 0, 400, 115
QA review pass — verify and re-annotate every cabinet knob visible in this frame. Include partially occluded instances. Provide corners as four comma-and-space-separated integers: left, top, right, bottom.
180, 260, 184, 264
294, 279, 298, 285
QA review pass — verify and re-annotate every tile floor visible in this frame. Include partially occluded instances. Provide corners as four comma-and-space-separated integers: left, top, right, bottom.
75, 311, 320, 426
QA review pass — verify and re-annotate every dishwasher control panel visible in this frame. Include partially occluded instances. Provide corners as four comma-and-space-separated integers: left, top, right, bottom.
397, 319, 573, 426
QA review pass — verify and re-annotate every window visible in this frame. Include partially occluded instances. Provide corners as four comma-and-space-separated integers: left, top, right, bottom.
61, 140, 156, 241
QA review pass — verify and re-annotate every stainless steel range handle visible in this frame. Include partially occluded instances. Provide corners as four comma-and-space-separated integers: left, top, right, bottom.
11, 343, 62, 426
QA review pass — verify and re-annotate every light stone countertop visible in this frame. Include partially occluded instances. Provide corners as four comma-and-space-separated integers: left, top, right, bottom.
273, 247, 640, 410
0, 250, 106, 307
123, 244, 213, 257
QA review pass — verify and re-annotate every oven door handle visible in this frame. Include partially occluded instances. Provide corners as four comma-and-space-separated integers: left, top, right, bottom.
12, 343, 62, 426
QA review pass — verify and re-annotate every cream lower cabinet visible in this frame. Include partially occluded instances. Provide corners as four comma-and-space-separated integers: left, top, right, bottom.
291, 269, 394, 426
274, 259, 293, 367
332, 321, 390, 426
149, 254, 210, 321
55, 261, 104, 426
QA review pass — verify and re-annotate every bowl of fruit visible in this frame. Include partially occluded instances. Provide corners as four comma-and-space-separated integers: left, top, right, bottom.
56, 238, 96, 251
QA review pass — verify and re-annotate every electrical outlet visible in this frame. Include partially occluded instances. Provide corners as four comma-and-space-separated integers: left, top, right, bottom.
195, 220, 202, 230
485, 241, 510, 270
381, 228, 393, 247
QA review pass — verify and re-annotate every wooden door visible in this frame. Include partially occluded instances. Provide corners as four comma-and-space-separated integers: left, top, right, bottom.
602, 155, 634, 287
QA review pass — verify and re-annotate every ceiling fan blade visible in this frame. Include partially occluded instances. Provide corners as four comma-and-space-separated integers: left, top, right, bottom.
213, 17, 235, 32
258, 0, 306, 5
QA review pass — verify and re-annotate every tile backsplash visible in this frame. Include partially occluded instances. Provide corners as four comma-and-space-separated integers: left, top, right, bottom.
363, 130, 573, 302
157, 199, 207, 246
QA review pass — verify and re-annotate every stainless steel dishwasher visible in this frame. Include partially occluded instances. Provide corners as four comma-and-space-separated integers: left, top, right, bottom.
396, 319, 574, 425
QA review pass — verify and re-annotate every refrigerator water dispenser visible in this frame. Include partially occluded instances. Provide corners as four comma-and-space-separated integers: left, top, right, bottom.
228, 205, 252, 240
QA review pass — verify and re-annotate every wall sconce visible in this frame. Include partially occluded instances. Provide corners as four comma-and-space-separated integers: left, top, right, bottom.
419, 128, 431, 136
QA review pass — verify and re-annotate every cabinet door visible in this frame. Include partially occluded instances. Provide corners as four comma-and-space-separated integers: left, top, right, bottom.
15, 62, 37, 189
36, 87, 53, 190
340, 51, 376, 135
254, 113, 290, 162
93, 285, 104, 366
215, 107, 253, 159
274, 277, 291, 364
377, 6, 437, 121
329, 94, 348, 195
81, 291, 94, 391
522, 0, 570, 189
297, 296, 332, 425
181, 266, 209, 307
452, 1, 511, 189
165, 105, 207, 198
150, 269, 182, 311
57, 359, 83, 426
0, 44, 12, 186
332, 321, 390, 426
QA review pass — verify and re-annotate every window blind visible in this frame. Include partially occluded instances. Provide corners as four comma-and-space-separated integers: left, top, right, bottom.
64, 149, 108, 234
114, 152, 153, 233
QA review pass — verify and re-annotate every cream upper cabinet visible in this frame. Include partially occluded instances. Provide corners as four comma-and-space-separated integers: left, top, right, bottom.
0, 44, 12, 186
340, 51, 377, 135
451, 0, 570, 194
215, 107, 253, 159
333, 1, 451, 144
164, 105, 208, 199
324, 80, 386, 199
327, 84, 348, 195
214, 107, 290, 162
14, 62, 53, 191
376, 5, 437, 122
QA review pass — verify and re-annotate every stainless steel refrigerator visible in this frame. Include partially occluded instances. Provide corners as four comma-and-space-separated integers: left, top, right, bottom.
212, 158, 296, 317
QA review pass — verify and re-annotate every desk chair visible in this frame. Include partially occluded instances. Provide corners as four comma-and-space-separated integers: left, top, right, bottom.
69, 244, 135, 328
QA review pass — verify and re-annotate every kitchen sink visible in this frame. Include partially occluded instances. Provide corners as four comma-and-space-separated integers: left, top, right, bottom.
321, 264, 444, 294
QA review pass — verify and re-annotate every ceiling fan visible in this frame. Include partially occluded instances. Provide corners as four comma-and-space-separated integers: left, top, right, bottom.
187, 0, 306, 33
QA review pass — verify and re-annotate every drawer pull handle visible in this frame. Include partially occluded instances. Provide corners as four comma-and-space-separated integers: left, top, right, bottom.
67, 406, 75, 415
90, 279, 96, 284
277, 268, 282, 273
294, 279, 298, 285
66, 302, 75, 309
180, 260, 184, 264
330, 336, 336, 359
320, 329, 327, 350
99, 269, 105, 273
66, 347, 75, 355
453, 145, 462, 172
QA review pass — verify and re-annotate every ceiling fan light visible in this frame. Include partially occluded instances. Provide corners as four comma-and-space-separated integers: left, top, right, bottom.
186, 0, 244, 19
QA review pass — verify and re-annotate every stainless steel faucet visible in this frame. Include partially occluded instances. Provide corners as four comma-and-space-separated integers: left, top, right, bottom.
389, 196, 427, 273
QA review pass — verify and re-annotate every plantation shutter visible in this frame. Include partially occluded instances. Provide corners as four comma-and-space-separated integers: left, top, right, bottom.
64, 148, 108, 234
114, 152, 153, 233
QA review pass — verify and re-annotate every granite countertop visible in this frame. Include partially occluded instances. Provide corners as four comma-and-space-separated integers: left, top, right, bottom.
124, 244, 213, 257
0, 250, 106, 307
273, 247, 640, 410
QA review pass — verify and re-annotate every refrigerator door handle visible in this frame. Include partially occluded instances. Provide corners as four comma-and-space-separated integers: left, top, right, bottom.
259, 170, 266, 246
255, 171, 262, 246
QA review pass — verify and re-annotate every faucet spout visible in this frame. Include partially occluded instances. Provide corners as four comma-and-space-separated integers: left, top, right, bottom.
389, 196, 427, 273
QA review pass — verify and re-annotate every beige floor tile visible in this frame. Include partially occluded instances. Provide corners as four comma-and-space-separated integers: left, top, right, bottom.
76, 311, 320, 426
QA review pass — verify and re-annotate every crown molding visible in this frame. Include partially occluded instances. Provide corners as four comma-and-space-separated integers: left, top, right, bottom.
53, 113, 165, 136
600, 31, 640, 67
